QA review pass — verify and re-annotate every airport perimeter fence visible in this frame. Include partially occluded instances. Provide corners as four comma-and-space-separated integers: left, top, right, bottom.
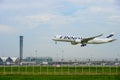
0, 64, 120, 75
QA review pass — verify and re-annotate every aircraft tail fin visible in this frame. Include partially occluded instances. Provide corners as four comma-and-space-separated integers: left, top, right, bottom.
106, 32, 115, 38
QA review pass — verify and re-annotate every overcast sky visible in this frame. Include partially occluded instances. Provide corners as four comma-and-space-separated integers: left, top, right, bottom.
0, 0, 120, 59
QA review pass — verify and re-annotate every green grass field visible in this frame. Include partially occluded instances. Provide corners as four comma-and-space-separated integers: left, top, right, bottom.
0, 66, 120, 80
0, 66, 120, 75
0, 75, 120, 80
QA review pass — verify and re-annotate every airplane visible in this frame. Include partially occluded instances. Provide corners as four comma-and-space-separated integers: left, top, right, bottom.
52, 32, 116, 47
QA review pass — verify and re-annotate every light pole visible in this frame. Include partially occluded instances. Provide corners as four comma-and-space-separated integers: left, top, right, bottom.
88, 59, 91, 74
102, 59, 105, 74
82, 61, 83, 73
74, 59, 77, 73
115, 58, 118, 74
35, 50, 37, 65
109, 63, 111, 75
96, 61, 97, 74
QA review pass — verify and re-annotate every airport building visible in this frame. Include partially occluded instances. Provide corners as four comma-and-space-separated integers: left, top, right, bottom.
0, 56, 53, 65
22, 57, 53, 65
0, 56, 119, 66
0, 57, 19, 65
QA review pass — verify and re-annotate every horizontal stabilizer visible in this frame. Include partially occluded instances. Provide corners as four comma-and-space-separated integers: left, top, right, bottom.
108, 39, 116, 42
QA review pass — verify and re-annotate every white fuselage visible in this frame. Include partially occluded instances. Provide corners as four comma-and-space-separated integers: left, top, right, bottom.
87, 38, 113, 44
52, 35, 115, 45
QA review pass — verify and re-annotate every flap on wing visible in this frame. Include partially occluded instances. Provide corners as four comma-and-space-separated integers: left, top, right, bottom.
81, 34, 103, 43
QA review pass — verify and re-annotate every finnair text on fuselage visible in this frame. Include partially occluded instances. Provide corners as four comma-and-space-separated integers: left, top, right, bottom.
59, 36, 82, 40
53, 35, 82, 42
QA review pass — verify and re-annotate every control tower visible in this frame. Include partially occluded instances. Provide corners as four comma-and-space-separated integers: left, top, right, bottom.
20, 36, 23, 62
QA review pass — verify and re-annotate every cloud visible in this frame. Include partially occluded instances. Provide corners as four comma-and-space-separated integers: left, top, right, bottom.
115, 0, 120, 8
26, 14, 52, 23
0, 0, 44, 10
14, 13, 72, 29
0, 0, 114, 13
67, 0, 114, 5
0, 0, 59, 11
107, 15, 120, 23
15, 14, 55, 28
5, 0, 119, 30
0, 25, 16, 34
88, 6, 115, 13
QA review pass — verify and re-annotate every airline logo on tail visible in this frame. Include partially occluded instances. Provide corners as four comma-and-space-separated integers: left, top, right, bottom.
106, 32, 115, 38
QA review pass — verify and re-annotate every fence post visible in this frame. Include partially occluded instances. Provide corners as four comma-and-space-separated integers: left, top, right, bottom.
25, 64, 27, 74
4, 63, 5, 74
82, 65, 83, 73
96, 65, 97, 74
109, 65, 111, 75
89, 65, 90, 74
75, 64, 76, 73
11, 64, 12, 74
47, 65, 48, 75
102, 65, 104, 74
33, 64, 34, 74
40, 64, 41, 75
116, 65, 118, 74
54, 65, 56, 74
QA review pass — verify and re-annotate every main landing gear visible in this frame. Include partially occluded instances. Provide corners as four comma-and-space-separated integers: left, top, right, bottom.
81, 44, 86, 47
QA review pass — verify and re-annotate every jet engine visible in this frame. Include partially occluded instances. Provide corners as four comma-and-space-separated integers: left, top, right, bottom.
75, 39, 81, 43
71, 39, 81, 45
71, 42, 78, 45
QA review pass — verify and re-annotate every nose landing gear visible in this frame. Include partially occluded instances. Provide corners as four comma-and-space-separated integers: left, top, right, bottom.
55, 41, 57, 44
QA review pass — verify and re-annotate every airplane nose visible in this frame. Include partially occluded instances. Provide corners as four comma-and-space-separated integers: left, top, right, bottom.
52, 38, 55, 40
52, 37, 56, 41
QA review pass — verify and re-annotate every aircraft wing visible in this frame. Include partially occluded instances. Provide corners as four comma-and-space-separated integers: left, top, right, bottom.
81, 34, 103, 44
